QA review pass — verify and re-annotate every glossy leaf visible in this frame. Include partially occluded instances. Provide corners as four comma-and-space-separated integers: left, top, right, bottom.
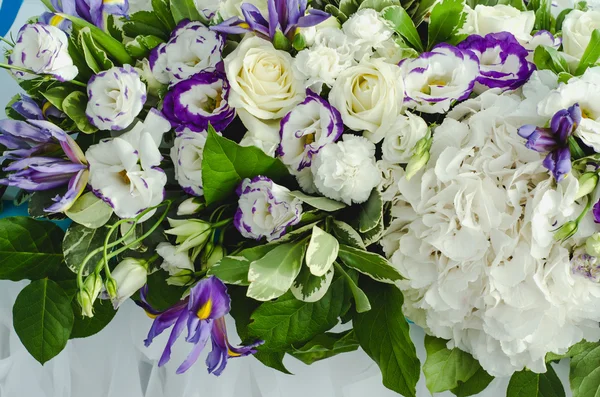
70, 300, 117, 339
334, 262, 371, 313
507, 367, 565, 397
306, 226, 339, 277
382, 6, 424, 52
570, 342, 600, 397
289, 190, 346, 211
65, 192, 113, 229
338, 244, 403, 283
63, 91, 98, 134
63, 222, 117, 276
208, 244, 278, 285
291, 265, 334, 303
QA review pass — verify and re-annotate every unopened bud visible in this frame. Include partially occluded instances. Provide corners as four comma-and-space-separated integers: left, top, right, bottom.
166, 218, 212, 252
77, 272, 103, 317
405, 134, 432, 180
177, 197, 205, 216
576, 172, 599, 200
273, 30, 291, 51
110, 258, 148, 309
554, 221, 578, 241
166, 269, 195, 286
586, 233, 600, 257
105, 277, 118, 300
292, 33, 307, 51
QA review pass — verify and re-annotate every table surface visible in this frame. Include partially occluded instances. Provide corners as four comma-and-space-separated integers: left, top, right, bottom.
0, 1, 573, 396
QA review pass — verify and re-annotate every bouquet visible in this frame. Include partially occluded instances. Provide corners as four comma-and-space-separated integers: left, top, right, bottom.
2, 0, 600, 395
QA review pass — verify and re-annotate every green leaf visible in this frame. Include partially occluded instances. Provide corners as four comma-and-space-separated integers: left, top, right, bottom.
70, 300, 117, 339
412, 0, 438, 26
334, 262, 371, 313
0, 217, 64, 281
324, 4, 348, 23
289, 190, 346, 211
306, 226, 339, 277
228, 285, 261, 340
41, 86, 72, 111
423, 336, 482, 393
12, 279, 74, 364
106, 15, 124, 42
63, 222, 117, 276
575, 29, 600, 75
507, 367, 565, 397
546, 340, 598, 362
570, 342, 600, 397
248, 273, 352, 352
254, 351, 292, 374
555, 7, 573, 31
28, 188, 67, 220
152, 0, 176, 31
66, 192, 113, 229
291, 330, 360, 365
208, 244, 278, 285
534, 0, 552, 31
534, 45, 569, 74
497, 0, 527, 10
361, 216, 384, 247
63, 91, 98, 134
427, 0, 466, 49
123, 11, 169, 41
331, 220, 366, 250
339, 0, 360, 15
357, 189, 383, 233
291, 264, 334, 302
202, 127, 290, 205
353, 280, 420, 397
338, 244, 403, 283
79, 27, 114, 73
451, 367, 494, 397
144, 270, 187, 311
382, 6, 424, 52
359, 0, 400, 11
247, 239, 308, 301
170, 0, 203, 23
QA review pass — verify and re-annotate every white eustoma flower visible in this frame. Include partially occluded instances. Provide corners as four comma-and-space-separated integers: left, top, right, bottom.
156, 242, 195, 276
537, 67, 600, 151
224, 35, 304, 122
382, 112, 429, 164
311, 134, 381, 205
170, 128, 209, 197
329, 58, 405, 143
466, 4, 535, 41
86, 65, 147, 131
150, 21, 224, 86
342, 9, 394, 60
86, 110, 171, 220
9, 23, 78, 81
111, 258, 148, 309
562, 10, 600, 60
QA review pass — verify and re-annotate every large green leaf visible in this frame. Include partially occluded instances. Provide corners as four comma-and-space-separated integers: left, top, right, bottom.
65, 192, 113, 229
423, 336, 482, 393
144, 270, 187, 311
170, 0, 203, 23
534, 45, 569, 74
291, 264, 334, 303
247, 239, 308, 301
79, 27, 114, 73
353, 280, 420, 397
334, 262, 371, 313
0, 217, 64, 281
12, 279, 74, 364
291, 330, 360, 365
41, 86, 71, 111
570, 342, 600, 397
382, 6, 424, 52
70, 300, 117, 339
546, 340, 598, 362
63, 91, 98, 134
451, 367, 494, 397
201, 128, 290, 205
152, 0, 176, 31
331, 220, 366, 250
576, 29, 600, 75
338, 244, 403, 283
306, 226, 339, 277
427, 0, 466, 49
63, 222, 117, 276
507, 367, 565, 397
248, 274, 352, 352
208, 244, 278, 285
123, 11, 170, 41
357, 189, 383, 233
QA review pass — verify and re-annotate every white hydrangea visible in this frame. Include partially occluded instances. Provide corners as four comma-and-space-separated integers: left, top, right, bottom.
381, 89, 600, 377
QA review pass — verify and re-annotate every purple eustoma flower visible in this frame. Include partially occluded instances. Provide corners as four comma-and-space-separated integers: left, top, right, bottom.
213, 0, 330, 41
0, 118, 89, 213
518, 103, 582, 181
458, 32, 535, 93
40, 0, 129, 30
137, 277, 262, 375
162, 71, 236, 133
593, 200, 600, 223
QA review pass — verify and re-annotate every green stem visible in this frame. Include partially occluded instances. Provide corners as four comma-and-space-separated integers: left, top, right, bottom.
569, 136, 586, 160
577, 194, 594, 223
0, 63, 36, 74
0, 37, 13, 47
40, 0, 56, 11
212, 217, 233, 229
69, 80, 88, 88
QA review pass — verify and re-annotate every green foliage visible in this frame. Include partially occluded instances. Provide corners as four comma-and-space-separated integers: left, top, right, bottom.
208, 244, 278, 285
451, 367, 494, 397
290, 265, 333, 302
170, 0, 204, 23
382, 6, 424, 52
291, 330, 360, 365
338, 244, 403, 283
427, 0, 467, 49
144, 270, 187, 311
507, 367, 565, 397
575, 29, 600, 75
353, 280, 420, 397
152, 0, 176, 31
0, 217, 64, 281
201, 127, 289, 205
357, 189, 383, 233
79, 27, 114, 73
12, 279, 74, 364
70, 300, 117, 339
331, 220, 366, 250
306, 226, 339, 277
41, 86, 71, 111
123, 11, 170, 41
65, 192, 114, 229
570, 342, 600, 397
534, 45, 570, 74
28, 189, 68, 220
333, 262, 371, 313
289, 190, 346, 211
534, 0, 552, 31
359, 0, 400, 11
546, 340, 598, 362
63, 221, 117, 276
63, 91, 98, 134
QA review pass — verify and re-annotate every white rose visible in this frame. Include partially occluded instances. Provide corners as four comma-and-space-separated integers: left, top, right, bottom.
382, 112, 429, 164
311, 135, 381, 205
563, 10, 600, 59
342, 9, 394, 60
472, 4, 535, 41
9, 23, 78, 81
218, 0, 268, 19
110, 258, 148, 309
224, 36, 305, 122
86, 65, 147, 131
170, 128, 208, 196
329, 58, 405, 143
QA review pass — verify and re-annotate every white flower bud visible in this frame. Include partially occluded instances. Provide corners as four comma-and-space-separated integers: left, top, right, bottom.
110, 258, 148, 309
77, 272, 103, 318
177, 197, 205, 216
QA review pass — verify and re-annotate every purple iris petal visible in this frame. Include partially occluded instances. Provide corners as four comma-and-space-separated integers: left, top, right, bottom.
551, 103, 582, 142
297, 9, 330, 28
518, 125, 559, 152
543, 147, 571, 182
46, 0, 129, 30
593, 200, 600, 223
12, 95, 44, 120
208, 317, 261, 376
188, 276, 231, 321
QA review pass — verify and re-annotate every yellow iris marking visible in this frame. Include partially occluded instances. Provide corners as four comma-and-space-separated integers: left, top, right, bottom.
228, 349, 242, 357
49, 15, 64, 27
145, 311, 159, 319
103, 0, 124, 4
42, 101, 53, 117
196, 299, 213, 320
239, 22, 250, 29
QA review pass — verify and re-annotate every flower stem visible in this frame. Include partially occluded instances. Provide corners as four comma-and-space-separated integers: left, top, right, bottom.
0, 37, 13, 47
577, 194, 595, 223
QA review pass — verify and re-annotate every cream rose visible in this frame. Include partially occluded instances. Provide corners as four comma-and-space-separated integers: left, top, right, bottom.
563, 10, 600, 60
224, 36, 305, 121
470, 5, 535, 41
329, 58, 405, 143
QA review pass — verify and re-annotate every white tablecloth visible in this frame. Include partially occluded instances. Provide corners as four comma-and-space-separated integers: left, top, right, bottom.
0, 2, 573, 396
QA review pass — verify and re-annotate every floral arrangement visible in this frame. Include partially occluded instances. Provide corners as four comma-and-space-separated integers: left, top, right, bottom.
3, 0, 600, 395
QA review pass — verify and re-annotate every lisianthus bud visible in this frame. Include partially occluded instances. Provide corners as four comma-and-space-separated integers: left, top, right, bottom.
554, 221, 578, 241
110, 258, 148, 309
576, 172, 599, 200
405, 134, 432, 180
165, 218, 212, 252
105, 277, 118, 300
77, 272, 103, 318
177, 197, 205, 216
586, 233, 600, 257
273, 31, 292, 51
292, 33, 307, 51
166, 269, 195, 286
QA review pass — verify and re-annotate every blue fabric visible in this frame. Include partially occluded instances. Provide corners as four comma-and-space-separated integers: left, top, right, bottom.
0, 0, 24, 37
1, 201, 72, 231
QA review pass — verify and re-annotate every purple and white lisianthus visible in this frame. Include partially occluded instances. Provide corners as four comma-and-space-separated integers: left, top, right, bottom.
9, 23, 78, 82
0, 118, 88, 213
150, 21, 224, 87
162, 71, 236, 132
170, 128, 210, 197
400, 44, 479, 114
235, 176, 303, 242
458, 32, 534, 93
41, 0, 129, 30
137, 277, 262, 375
524, 30, 561, 60
518, 103, 582, 181
85, 110, 171, 220
276, 90, 343, 192
86, 65, 147, 131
